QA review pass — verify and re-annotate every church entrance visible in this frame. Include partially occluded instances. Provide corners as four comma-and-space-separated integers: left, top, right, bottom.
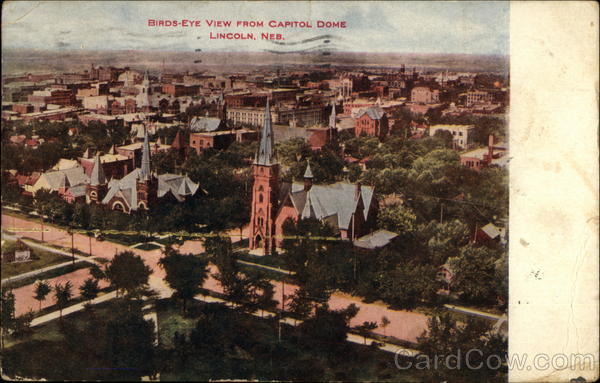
254, 235, 263, 249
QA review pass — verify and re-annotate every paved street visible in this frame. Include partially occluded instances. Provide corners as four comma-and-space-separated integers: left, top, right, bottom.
2, 213, 429, 343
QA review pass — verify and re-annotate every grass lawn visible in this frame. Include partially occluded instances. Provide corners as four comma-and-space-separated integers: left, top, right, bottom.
1, 239, 71, 279
3, 261, 93, 289
134, 242, 162, 251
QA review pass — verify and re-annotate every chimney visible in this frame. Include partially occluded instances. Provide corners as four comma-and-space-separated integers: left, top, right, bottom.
488, 134, 494, 161
355, 181, 362, 201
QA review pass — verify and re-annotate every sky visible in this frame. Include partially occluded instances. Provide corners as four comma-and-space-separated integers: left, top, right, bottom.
2, 1, 509, 55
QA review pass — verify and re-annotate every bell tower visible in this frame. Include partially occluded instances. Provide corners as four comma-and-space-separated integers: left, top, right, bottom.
87, 153, 107, 204
249, 100, 279, 255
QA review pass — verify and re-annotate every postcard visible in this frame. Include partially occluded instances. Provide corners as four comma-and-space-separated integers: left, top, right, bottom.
1, 1, 597, 382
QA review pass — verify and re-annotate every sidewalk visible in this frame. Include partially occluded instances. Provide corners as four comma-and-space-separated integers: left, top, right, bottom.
31, 291, 118, 327
1, 233, 99, 284
444, 303, 503, 320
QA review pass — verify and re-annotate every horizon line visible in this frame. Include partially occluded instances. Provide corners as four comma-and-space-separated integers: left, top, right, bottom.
2, 48, 509, 58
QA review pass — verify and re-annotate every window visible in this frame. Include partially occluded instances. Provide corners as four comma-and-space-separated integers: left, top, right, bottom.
259, 194, 263, 203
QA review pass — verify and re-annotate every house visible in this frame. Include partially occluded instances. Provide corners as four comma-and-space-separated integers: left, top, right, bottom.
474, 223, 507, 246
31, 166, 90, 200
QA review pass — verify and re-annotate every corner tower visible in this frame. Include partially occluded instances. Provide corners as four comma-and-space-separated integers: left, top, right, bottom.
249, 99, 279, 255
87, 152, 107, 204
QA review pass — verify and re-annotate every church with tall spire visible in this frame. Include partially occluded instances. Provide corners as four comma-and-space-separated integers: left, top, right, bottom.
97, 125, 199, 213
248, 99, 379, 255
249, 99, 280, 254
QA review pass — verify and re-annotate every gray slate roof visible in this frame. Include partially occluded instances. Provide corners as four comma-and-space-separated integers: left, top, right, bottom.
190, 116, 222, 132
353, 229, 398, 250
356, 107, 385, 120
289, 182, 375, 231
41, 166, 89, 190
102, 169, 199, 210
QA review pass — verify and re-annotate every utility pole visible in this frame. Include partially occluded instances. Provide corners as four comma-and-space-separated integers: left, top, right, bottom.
278, 266, 285, 343
70, 228, 75, 266
440, 203, 444, 224
40, 217, 44, 242
89, 232, 92, 257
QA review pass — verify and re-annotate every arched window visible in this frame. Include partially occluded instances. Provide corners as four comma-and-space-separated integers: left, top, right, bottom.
259, 193, 263, 203
112, 201, 125, 212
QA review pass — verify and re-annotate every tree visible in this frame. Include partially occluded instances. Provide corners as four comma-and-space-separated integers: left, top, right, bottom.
297, 304, 358, 353
54, 281, 73, 319
244, 269, 277, 317
377, 261, 438, 310
103, 304, 157, 379
380, 315, 391, 336
105, 251, 152, 298
158, 247, 209, 314
354, 321, 378, 344
13, 310, 35, 338
80, 278, 100, 304
417, 313, 507, 381
1, 290, 16, 348
377, 203, 418, 235
33, 280, 51, 312
286, 288, 313, 324
447, 245, 499, 304
424, 219, 470, 265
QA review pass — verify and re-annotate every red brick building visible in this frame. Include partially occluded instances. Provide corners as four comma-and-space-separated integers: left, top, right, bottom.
354, 107, 389, 138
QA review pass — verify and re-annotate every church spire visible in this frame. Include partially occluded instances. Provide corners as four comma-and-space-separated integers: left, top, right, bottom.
255, 99, 276, 166
329, 100, 337, 129
90, 152, 106, 186
140, 126, 151, 180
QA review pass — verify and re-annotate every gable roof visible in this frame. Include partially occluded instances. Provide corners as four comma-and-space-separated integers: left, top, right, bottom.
288, 182, 375, 231
41, 166, 89, 190
355, 107, 385, 120
190, 116, 222, 132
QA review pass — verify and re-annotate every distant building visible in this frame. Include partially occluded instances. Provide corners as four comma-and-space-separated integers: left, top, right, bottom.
429, 124, 476, 150
460, 135, 508, 171
354, 107, 389, 138
227, 105, 323, 128
79, 148, 134, 180
411, 86, 440, 104
466, 90, 494, 107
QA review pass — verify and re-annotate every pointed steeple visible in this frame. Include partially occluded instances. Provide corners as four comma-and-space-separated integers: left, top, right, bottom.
303, 160, 313, 191
329, 100, 337, 129
108, 144, 116, 155
140, 126, 151, 180
255, 99, 276, 166
304, 160, 314, 179
90, 153, 106, 186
